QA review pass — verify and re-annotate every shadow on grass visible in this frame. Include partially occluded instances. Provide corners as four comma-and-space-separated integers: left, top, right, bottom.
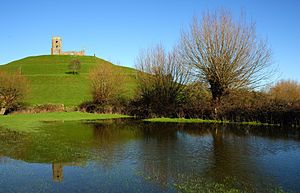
65, 71, 80, 75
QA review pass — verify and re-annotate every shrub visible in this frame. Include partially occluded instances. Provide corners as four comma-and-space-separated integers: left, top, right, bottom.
0, 70, 29, 114
89, 64, 123, 105
133, 45, 190, 118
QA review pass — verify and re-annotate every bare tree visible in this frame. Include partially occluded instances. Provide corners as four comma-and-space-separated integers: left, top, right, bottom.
68, 58, 81, 74
0, 70, 28, 114
135, 45, 190, 117
270, 80, 300, 103
89, 64, 123, 105
180, 10, 273, 109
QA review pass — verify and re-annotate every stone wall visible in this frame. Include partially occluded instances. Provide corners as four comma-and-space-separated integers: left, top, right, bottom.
61, 50, 85, 56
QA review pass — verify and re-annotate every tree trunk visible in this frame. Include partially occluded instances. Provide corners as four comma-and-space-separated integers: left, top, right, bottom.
211, 97, 221, 120
0, 107, 6, 115
210, 85, 223, 120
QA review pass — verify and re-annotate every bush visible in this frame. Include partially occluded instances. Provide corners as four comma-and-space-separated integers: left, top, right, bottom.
79, 98, 128, 114
15, 104, 65, 114
133, 45, 190, 118
89, 64, 124, 105
214, 89, 300, 127
270, 80, 300, 103
0, 70, 29, 114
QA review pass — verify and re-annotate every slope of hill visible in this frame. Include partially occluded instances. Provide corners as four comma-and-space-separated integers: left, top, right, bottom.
0, 55, 138, 106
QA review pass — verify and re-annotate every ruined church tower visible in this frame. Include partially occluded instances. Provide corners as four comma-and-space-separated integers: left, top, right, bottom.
51, 37, 62, 55
50, 36, 85, 56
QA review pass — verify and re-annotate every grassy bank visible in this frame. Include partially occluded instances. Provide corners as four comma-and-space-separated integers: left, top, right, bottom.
0, 112, 130, 132
144, 117, 277, 126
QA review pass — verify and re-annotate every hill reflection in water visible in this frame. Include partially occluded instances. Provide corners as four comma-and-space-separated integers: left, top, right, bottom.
0, 119, 299, 192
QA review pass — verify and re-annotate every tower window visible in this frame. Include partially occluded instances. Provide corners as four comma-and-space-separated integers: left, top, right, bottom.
56, 45, 58, 48
56, 41, 58, 43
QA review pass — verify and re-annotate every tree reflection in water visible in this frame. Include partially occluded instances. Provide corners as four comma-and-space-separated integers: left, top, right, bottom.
0, 120, 299, 192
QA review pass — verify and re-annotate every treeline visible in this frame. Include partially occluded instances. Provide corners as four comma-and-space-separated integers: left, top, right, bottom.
81, 75, 300, 127
77, 61, 300, 126
80, 10, 300, 127
73, 41, 300, 126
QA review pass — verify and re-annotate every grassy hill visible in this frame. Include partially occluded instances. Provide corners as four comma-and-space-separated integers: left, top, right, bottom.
0, 55, 138, 106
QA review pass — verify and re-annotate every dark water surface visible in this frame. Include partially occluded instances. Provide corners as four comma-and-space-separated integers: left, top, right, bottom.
0, 119, 300, 193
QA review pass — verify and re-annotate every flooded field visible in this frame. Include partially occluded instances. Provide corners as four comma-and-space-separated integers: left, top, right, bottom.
0, 119, 299, 192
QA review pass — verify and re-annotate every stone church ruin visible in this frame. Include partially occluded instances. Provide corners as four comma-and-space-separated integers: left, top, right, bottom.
51, 36, 85, 56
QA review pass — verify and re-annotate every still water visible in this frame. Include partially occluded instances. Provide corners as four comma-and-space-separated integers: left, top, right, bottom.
0, 119, 300, 193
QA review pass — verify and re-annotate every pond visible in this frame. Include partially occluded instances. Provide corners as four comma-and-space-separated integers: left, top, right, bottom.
0, 119, 300, 193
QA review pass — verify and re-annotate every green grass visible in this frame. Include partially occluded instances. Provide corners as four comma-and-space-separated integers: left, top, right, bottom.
0, 55, 138, 106
0, 112, 130, 132
239, 121, 278, 126
144, 117, 277, 126
144, 117, 228, 123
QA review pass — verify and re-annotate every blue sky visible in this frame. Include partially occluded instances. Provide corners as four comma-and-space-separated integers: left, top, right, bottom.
0, 0, 299, 81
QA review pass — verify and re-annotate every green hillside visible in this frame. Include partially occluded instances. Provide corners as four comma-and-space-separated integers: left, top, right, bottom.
0, 55, 138, 106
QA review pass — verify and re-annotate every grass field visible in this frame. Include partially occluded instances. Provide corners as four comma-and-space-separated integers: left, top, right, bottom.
0, 112, 129, 132
0, 55, 138, 106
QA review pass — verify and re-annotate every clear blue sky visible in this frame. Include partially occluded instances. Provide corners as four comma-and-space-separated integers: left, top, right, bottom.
0, 0, 299, 81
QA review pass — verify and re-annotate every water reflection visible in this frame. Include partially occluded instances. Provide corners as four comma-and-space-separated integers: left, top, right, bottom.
0, 120, 300, 192
52, 163, 63, 182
